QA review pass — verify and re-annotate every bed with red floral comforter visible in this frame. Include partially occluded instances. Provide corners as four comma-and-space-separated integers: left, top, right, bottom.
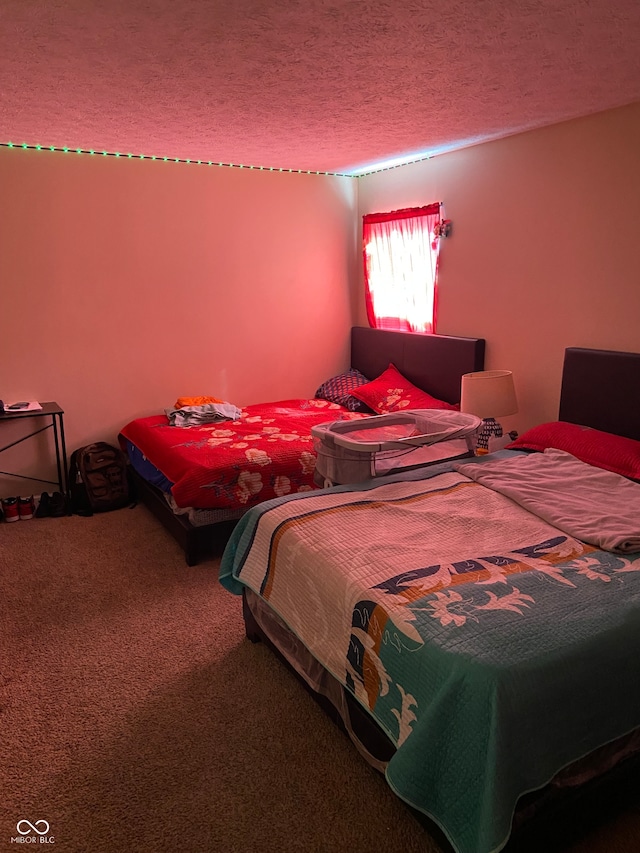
118, 327, 486, 564
119, 399, 364, 511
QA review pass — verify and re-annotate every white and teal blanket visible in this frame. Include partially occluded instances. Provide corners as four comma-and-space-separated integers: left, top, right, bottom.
219, 450, 640, 853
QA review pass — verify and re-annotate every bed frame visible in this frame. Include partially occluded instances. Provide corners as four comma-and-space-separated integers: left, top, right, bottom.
350, 325, 485, 404
130, 472, 239, 566
134, 326, 485, 565
559, 346, 640, 441
241, 344, 640, 851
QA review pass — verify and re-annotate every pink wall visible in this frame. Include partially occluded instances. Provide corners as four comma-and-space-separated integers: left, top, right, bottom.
358, 102, 640, 437
3, 101, 639, 499
0, 149, 357, 496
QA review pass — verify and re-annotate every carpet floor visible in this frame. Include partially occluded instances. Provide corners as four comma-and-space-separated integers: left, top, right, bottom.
1, 506, 639, 853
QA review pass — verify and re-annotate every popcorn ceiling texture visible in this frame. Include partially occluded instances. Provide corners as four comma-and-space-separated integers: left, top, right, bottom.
1, 0, 640, 173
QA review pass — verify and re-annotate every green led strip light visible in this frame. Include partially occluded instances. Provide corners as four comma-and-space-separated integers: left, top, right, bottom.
0, 141, 352, 177
352, 155, 433, 177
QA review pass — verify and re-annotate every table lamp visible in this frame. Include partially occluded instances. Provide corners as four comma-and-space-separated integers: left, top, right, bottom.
460, 370, 518, 454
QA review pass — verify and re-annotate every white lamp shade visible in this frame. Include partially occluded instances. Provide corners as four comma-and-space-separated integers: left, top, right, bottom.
460, 370, 518, 419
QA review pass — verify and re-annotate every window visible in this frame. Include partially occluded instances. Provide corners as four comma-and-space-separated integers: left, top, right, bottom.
362, 203, 442, 334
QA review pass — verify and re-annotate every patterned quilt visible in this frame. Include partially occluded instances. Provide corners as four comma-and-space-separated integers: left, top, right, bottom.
219, 453, 640, 853
119, 399, 365, 510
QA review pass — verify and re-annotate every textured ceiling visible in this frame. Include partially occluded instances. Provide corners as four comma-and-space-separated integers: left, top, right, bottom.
1, 0, 640, 175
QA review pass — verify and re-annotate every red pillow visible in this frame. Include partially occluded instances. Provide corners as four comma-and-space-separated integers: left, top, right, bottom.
507, 421, 640, 480
350, 363, 458, 414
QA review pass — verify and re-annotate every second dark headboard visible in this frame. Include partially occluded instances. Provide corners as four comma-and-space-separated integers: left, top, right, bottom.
559, 346, 640, 441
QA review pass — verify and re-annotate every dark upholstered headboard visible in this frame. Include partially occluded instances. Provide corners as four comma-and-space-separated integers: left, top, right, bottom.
559, 347, 640, 442
350, 326, 485, 405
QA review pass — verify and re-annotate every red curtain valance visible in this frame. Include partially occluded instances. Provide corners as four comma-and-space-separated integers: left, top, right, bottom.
362, 203, 441, 226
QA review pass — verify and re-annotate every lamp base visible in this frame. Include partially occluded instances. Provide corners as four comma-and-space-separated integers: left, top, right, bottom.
474, 417, 503, 455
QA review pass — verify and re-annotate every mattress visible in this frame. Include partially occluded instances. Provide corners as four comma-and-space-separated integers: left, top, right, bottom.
121, 401, 474, 515
219, 450, 640, 853
119, 398, 364, 511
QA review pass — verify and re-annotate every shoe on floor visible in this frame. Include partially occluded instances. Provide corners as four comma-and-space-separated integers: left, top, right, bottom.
35, 491, 51, 518
48, 491, 67, 518
18, 496, 35, 520
1, 497, 19, 522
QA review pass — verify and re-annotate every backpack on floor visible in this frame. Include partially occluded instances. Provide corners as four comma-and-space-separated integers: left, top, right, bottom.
68, 442, 134, 516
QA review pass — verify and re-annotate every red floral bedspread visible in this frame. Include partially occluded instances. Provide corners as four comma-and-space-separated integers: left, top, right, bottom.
119, 399, 365, 510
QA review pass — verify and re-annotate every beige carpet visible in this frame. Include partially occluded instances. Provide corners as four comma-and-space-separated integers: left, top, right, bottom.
1, 507, 639, 853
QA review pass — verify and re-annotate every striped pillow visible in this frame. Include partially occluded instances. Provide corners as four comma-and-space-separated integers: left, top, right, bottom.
315, 369, 372, 412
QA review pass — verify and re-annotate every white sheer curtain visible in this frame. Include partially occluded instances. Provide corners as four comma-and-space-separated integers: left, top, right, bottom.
363, 204, 441, 334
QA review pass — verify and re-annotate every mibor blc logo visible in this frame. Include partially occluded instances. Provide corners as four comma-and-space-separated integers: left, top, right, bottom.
11, 820, 54, 844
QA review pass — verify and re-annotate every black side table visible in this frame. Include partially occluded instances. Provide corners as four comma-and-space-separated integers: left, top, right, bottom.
0, 402, 69, 501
